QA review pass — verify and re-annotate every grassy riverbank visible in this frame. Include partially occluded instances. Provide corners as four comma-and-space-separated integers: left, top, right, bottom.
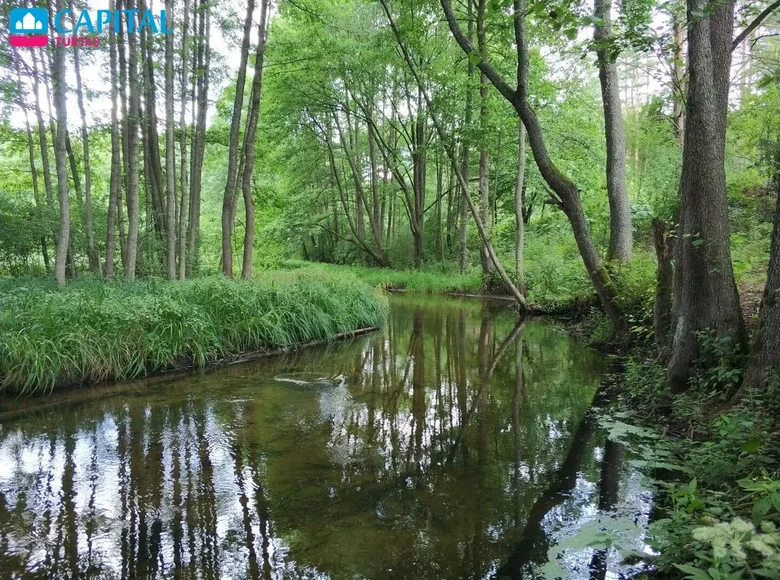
0, 273, 388, 395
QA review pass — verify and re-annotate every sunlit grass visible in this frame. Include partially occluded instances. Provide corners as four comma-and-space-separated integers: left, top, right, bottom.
0, 273, 388, 395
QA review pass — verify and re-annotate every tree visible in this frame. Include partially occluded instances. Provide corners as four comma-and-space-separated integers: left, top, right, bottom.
51, 3, 70, 286
440, 0, 624, 328
221, 0, 256, 278
178, 0, 192, 280
125, 0, 141, 280
165, 0, 177, 280
593, 0, 632, 262
240, 0, 271, 279
667, 0, 745, 391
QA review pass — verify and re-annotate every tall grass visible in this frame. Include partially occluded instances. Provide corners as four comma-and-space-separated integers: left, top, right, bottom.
0, 273, 388, 395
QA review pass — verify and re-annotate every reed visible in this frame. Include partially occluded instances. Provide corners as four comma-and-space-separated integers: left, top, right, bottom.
0, 273, 388, 395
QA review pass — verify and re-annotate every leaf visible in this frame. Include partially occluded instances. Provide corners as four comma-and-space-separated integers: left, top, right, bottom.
673, 563, 713, 580
468, 52, 482, 66
772, 492, 780, 514
752, 496, 771, 526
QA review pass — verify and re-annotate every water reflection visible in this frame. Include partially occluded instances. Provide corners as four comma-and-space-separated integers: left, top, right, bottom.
0, 295, 651, 579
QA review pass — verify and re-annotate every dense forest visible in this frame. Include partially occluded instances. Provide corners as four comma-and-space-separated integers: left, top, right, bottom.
1, 0, 780, 576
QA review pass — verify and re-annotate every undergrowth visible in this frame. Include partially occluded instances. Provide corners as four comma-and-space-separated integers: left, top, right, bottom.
0, 273, 388, 395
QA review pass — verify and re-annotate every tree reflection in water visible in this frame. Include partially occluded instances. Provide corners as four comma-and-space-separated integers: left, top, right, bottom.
0, 294, 651, 579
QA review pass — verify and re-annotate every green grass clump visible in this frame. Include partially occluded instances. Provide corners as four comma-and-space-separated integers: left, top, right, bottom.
0, 273, 388, 395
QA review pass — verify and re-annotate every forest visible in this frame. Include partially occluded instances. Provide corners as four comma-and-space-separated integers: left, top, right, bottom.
1, 0, 780, 577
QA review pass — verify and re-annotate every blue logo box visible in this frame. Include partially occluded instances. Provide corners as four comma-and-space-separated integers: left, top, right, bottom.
9, 8, 49, 35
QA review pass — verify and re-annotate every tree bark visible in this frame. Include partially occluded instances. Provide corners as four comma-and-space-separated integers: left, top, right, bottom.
594, 0, 632, 262
459, 0, 474, 274
71, 0, 99, 273
165, 0, 177, 280
477, 0, 493, 276
125, 0, 141, 280
240, 0, 270, 279
106, 0, 121, 278
515, 121, 527, 294
653, 219, 674, 353
667, 0, 744, 392
52, 4, 71, 287
221, 0, 256, 278
188, 0, 210, 274
178, 0, 191, 280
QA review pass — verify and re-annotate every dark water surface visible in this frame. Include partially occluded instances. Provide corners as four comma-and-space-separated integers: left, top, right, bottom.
0, 295, 654, 579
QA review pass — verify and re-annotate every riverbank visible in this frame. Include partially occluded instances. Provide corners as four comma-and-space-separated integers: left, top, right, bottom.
0, 273, 388, 396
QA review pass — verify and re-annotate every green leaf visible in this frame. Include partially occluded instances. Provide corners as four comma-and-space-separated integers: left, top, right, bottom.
468, 52, 482, 66
674, 563, 713, 580
752, 496, 771, 525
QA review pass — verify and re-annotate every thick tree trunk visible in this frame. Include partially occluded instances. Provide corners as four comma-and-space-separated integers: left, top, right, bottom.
594, 0, 632, 262
221, 0, 255, 278
240, 0, 270, 279
667, 0, 744, 392
515, 121, 527, 294
165, 0, 177, 280
52, 7, 71, 287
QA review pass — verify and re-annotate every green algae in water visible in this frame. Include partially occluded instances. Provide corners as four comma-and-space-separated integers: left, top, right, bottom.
0, 295, 653, 578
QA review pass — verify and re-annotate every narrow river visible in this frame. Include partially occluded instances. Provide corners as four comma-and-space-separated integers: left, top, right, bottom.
0, 294, 654, 579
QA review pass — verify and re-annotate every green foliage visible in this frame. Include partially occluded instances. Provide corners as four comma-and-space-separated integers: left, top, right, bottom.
0, 273, 388, 395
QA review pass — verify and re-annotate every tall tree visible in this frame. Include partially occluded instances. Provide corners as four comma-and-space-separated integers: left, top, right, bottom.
477, 0, 493, 276
125, 0, 141, 280
667, 0, 744, 391
593, 0, 632, 262
178, 0, 192, 280
221, 0, 256, 278
51, 5, 71, 286
515, 121, 527, 294
240, 0, 271, 279
165, 0, 177, 279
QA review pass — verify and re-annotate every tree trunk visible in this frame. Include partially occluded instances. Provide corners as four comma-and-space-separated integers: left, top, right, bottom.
52, 6, 71, 287
165, 0, 177, 280
477, 0, 493, 276
178, 0, 191, 280
221, 0, 255, 278
672, 9, 686, 145
124, 0, 141, 280
106, 0, 121, 278
594, 0, 632, 262
653, 219, 674, 353
515, 121, 527, 294
71, 3, 99, 274
188, 0, 210, 274
459, 0, 474, 274
727, 141, 780, 405
240, 0, 270, 279
667, 0, 744, 392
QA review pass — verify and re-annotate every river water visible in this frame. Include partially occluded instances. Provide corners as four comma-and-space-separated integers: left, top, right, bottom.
0, 294, 654, 579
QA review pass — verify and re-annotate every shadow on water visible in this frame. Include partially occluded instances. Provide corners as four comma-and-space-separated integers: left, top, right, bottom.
0, 294, 653, 579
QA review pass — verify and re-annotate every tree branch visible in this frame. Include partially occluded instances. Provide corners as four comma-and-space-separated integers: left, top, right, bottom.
732, 0, 780, 52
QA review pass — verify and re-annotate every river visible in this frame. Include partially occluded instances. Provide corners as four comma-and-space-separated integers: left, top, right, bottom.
0, 294, 654, 579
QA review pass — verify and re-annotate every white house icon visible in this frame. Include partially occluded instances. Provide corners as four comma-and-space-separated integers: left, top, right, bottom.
15, 12, 44, 31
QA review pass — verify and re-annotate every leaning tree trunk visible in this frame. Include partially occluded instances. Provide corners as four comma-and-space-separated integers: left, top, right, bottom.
667, 0, 744, 392
51, 6, 71, 287
594, 0, 632, 262
440, 0, 625, 329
